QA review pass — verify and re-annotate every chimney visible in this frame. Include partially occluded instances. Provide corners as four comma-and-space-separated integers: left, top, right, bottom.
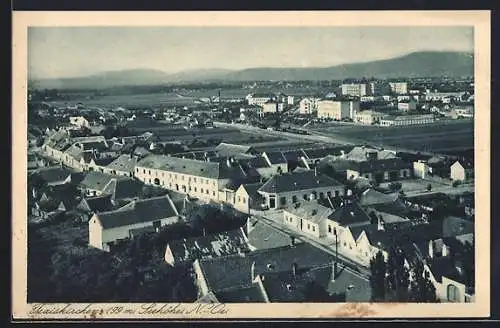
251, 261, 256, 282
314, 166, 318, 176
331, 260, 337, 281
442, 244, 449, 257
292, 262, 298, 277
428, 240, 434, 259
377, 215, 384, 231
226, 158, 231, 168
290, 235, 296, 246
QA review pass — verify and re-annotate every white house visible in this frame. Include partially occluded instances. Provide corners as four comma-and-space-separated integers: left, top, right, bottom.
355, 110, 384, 125
298, 97, 320, 114
262, 101, 284, 114
397, 100, 417, 112
69, 116, 90, 128
88, 195, 181, 252
450, 160, 474, 182
283, 202, 334, 238
317, 100, 359, 120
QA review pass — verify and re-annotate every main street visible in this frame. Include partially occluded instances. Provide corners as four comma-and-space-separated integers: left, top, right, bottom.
250, 209, 371, 280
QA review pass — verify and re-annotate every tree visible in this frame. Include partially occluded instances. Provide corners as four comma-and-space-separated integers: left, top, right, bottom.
408, 261, 438, 302
369, 251, 387, 301
386, 247, 410, 301
427, 183, 432, 191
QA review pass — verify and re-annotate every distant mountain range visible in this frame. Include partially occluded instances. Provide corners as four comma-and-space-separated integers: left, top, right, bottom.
29, 51, 474, 90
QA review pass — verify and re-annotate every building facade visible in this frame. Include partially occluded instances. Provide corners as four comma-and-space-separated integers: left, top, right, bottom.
341, 83, 368, 97
317, 100, 360, 120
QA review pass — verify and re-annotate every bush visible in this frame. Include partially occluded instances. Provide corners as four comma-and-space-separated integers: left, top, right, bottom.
388, 182, 402, 191
427, 183, 432, 191
452, 180, 460, 187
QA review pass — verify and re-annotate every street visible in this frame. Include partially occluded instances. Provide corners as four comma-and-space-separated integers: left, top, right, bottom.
250, 208, 371, 280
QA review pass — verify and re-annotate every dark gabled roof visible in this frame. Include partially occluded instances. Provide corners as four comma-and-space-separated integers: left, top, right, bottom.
214, 282, 268, 303
95, 195, 179, 229
453, 160, 474, 170
166, 229, 250, 265
80, 141, 108, 152
197, 243, 333, 292
33, 166, 72, 184
93, 157, 115, 166
79, 194, 114, 213
239, 183, 265, 198
442, 216, 474, 237
101, 177, 144, 200
244, 156, 271, 169
427, 256, 469, 285
258, 170, 343, 194
79, 171, 116, 190
349, 158, 411, 173
285, 202, 335, 224
282, 149, 307, 161
263, 151, 287, 164
247, 217, 301, 251
328, 201, 372, 227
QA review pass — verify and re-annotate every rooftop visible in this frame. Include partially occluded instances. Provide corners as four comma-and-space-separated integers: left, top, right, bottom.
285, 202, 335, 225
247, 217, 302, 251
258, 170, 343, 194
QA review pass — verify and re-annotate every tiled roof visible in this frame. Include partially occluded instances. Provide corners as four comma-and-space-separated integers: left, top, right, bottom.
302, 147, 351, 160
105, 154, 138, 173
442, 216, 474, 237
263, 151, 287, 165
247, 217, 301, 251
137, 155, 246, 180
197, 243, 333, 293
95, 195, 179, 229
166, 228, 250, 265
328, 201, 372, 227
427, 256, 469, 285
349, 158, 411, 173
239, 183, 264, 198
242, 156, 270, 169
101, 177, 144, 200
282, 149, 307, 161
33, 166, 72, 184
79, 171, 116, 191
285, 202, 335, 224
359, 188, 400, 207
79, 194, 114, 213
214, 282, 268, 303
345, 146, 397, 162
215, 143, 254, 156
258, 170, 343, 194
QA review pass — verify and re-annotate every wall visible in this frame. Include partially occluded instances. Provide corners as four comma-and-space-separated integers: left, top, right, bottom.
283, 210, 322, 238
88, 214, 103, 250
260, 185, 345, 209
450, 163, 466, 181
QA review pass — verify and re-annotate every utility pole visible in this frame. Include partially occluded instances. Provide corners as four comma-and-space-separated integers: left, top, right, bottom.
334, 229, 338, 278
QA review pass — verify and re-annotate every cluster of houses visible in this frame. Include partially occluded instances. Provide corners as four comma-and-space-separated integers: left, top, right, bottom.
30, 124, 475, 303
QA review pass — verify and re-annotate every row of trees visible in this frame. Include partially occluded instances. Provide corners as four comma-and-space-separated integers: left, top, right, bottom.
369, 248, 437, 302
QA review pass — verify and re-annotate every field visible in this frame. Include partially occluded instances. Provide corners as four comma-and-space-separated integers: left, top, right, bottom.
130, 124, 285, 144
311, 120, 474, 154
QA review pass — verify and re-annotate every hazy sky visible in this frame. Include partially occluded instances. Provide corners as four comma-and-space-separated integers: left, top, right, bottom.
28, 26, 474, 79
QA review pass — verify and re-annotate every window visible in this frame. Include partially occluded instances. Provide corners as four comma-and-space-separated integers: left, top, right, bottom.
447, 284, 459, 302
343, 242, 347, 247
280, 197, 286, 205
149, 170, 151, 175
205, 180, 208, 185
136, 168, 139, 173
238, 196, 241, 202
243, 197, 246, 203
143, 169, 145, 174
162, 172, 164, 177
328, 225, 332, 233
169, 173, 172, 178
189, 186, 192, 191
206, 190, 209, 195
201, 188, 204, 193
194, 178, 197, 182
292, 195, 298, 203
195, 187, 197, 192
307, 223, 310, 229
213, 191, 215, 196
182, 176, 184, 180
312, 226, 316, 232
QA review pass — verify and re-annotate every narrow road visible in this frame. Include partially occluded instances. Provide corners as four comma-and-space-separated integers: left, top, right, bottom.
250, 210, 371, 280
404, 183, 474, 197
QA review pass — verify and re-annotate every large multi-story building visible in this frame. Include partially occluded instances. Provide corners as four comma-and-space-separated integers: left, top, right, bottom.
134, 155, 253, 202
369, 81, 391, 96
298, 97, 320, 114
355, 110, 385, 125
317, 100, 360, 120
262, 101, 284, 114
246, 93, 275, 106
379, 114, 435, 127
341, 83, 368, 97
389, 82, 409, 95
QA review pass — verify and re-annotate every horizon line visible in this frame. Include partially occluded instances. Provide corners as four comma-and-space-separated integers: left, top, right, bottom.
28, 50, 474, 81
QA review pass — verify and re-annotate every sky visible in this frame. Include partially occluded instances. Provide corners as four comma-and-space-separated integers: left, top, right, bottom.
28, 26, 474, 79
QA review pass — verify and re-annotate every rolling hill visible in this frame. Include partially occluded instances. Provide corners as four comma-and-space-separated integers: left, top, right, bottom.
30, 51, 473, 90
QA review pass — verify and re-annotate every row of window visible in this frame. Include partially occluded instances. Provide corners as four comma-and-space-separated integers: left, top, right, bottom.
277, 190, 342, 206
137, 168, 215, 185
237, 196, 247, 204
147, 179, 217, 197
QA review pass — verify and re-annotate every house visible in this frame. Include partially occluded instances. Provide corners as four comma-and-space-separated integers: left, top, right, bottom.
164, 228, 250, 266
30, 166, 73, 187
343, 146, 397, 162
233, 182, 265, 213
78, 171, 117, 197
345, 158, 412, 183
31, 184, 80, 219
355, 110, 384, 125
298, 97, 320, 114
76, 194, 115, 222
358, 188, 400, 207
78, 171, 143, 200
317, 100, 359, 120
239, 156, 274, 179
257, 170, 344, 209
389, 82, 408, 95
88, 195, 181, 252
135, 155, 253, 203
450, 160, 474, 182
192, 243, 334, 300
244, 216, 302, 251
283, 202, 334, 238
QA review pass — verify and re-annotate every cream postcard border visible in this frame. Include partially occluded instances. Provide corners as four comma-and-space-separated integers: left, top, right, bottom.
12, 10, 491, 319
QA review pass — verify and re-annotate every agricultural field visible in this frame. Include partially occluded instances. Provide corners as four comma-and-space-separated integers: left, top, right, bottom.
311, 120, 474, 154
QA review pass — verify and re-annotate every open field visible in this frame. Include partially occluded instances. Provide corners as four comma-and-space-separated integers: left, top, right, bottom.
130, 124, 285, 144
310, 120, 474, 154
